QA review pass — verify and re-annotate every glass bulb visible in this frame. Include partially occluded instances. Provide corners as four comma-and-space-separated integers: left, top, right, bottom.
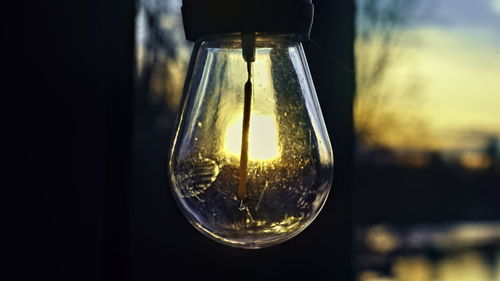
169, 33, 333, 249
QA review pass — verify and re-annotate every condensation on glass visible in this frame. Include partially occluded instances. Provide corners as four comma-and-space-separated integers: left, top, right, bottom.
169, 33, 333, 248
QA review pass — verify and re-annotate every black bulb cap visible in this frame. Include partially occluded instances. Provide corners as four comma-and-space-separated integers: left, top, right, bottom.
181, 0, 314, 42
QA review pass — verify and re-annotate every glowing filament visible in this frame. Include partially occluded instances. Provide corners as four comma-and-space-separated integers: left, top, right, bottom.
224, 114, 279, 161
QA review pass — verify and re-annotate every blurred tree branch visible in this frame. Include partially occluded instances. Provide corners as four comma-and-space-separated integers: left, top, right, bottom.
355, 0, 430, 150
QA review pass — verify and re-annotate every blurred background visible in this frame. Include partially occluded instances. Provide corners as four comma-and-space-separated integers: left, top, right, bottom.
353, 1, 500, 280
134, 0, 500, 280
2, 0, 499, 280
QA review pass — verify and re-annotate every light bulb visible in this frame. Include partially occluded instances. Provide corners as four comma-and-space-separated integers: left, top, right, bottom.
169, 33, 333, 248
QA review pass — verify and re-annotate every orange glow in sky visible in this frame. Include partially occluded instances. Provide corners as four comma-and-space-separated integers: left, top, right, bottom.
355, 0, 500, 153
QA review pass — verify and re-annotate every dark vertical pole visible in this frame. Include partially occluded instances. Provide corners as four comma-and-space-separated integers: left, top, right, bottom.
305, 0, 356, 280
2, 0, 135, 280
100, 0, 135, 280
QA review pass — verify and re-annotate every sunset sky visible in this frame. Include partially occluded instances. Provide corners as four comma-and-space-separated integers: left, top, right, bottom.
357, 0, 500, 152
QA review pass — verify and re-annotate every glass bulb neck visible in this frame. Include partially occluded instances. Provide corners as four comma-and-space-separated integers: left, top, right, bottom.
195, 33, 302, 48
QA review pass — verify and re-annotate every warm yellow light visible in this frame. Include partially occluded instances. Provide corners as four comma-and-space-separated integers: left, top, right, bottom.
224, 114, 279, 161
459, 152, 491, 170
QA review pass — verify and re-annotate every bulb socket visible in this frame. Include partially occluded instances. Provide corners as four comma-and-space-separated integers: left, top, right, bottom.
181, 0, 314, 42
